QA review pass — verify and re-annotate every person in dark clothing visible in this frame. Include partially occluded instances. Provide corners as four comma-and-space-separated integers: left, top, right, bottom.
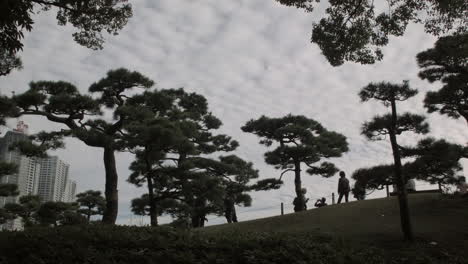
224, 197, 238, 223
314, 197, 327, 208
293, 188, 309, 212
337, 171, 350, 204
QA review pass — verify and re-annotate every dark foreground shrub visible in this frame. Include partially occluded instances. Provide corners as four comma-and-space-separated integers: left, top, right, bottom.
0, 226, 465, 264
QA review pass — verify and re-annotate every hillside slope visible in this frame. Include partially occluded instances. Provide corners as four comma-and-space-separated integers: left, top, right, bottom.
205, 194, 468, 249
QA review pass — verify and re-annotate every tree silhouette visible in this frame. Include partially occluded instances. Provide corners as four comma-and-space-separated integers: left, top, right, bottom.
76, 190, 106, 222
242, 114, 348, 212
4, 195, 41, 228
351, 165, 394, 195
1, 0, 132, 55
359, 81, 429, 241
353, 138, 465, 197
35, 201, 79, 227
416, 33, 468, 125
125, 89, 280, 227
12, 68, 155, 224
0, 50, 22, 76
402, 138, 465, 188
125, 89, 238, 226
274, 0, 467, 66
0, 96, 20, 224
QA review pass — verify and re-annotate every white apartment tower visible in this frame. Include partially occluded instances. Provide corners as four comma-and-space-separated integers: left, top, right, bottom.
37, 156, 71, 202
0, 122, 77, 230
0, 129, 41, 207
0, 124, 41, 230
64, 180, 77, 202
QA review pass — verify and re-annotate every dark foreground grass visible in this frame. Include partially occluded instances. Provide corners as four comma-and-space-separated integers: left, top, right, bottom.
0, 225, 466, 264
0, 194, 466, 264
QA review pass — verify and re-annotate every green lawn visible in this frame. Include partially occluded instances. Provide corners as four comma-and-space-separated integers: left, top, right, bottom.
204, 193, 468, 250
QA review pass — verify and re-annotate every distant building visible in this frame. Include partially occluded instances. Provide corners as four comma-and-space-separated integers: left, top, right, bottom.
0, 128, 41, 230
37, 156, 71, 202
0, 130, 41, 206
63, 179, 77, 203
0, 122, 78, 230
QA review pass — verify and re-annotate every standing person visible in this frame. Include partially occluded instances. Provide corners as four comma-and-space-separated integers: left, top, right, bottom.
223, 197, 238, 223
293, 188, 309, 212
456, 176, 467, 196
337, 171, 350, 204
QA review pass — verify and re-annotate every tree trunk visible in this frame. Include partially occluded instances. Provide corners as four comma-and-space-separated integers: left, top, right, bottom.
191, 214, 205, 228
87, 206, 91, 222
146, 175, 158, 226
232, 205, 238, 223
390, 100, 414, 241
293, 160, 305, 212
102, 147, 119, 224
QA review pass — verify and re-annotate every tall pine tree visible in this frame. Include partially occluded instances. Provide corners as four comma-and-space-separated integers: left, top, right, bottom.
12, 68, 154, 224
359, 81, 429, 241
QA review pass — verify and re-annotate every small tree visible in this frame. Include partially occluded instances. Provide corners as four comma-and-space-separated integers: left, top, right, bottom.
402, 138, 465, 189
180, 155, 281, 225
416, 33, 468, 125
4, 195, 41, 228
76, 190, 106, 222
0, 162, 18, 197
353, 138, 465, 196
35, 201, 79, 227
0, 96, 20, 200
242, 114, 348, 212
359, 81, 429, 241
351, 165, 394, 196
273, 1, 467, 66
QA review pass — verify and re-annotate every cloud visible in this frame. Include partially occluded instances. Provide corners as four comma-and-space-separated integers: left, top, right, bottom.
1, 0, 466, 226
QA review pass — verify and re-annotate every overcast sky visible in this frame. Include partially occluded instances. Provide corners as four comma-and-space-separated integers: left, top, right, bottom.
1, 0, 466, 226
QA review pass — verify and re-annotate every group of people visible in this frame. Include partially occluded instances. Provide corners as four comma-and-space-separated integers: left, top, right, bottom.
314, 171, 351, 208
293, 171, 351, 211
294, 171, 468, 211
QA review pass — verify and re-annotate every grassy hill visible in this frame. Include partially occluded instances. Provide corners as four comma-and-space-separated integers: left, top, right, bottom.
1, 193, 467, 264
205, 193, 468, 250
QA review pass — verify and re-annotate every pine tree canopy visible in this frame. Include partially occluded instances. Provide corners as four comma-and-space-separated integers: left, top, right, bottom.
274, 0, 467, 66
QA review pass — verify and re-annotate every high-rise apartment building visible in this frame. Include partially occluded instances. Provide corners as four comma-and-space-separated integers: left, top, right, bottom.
37, 156, 71, 202
64, 180, 77, 203
0, 124, 42, 230
0, 130, 41, 207
0, 122, 78, 230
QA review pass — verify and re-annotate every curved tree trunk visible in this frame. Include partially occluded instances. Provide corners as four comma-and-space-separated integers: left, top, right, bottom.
293, 160, 305, 212
390, 100, 414, 241
102, 147, 119, 224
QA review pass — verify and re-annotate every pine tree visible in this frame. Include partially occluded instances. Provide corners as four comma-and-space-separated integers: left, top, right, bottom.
359, 81, 429, 241
274, 1, 467, 66
12, 68, 155, 224
4, 195, 41, 228
416, 33, 468, 125
242, 114, 348, 212
76, 190, 106, 222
